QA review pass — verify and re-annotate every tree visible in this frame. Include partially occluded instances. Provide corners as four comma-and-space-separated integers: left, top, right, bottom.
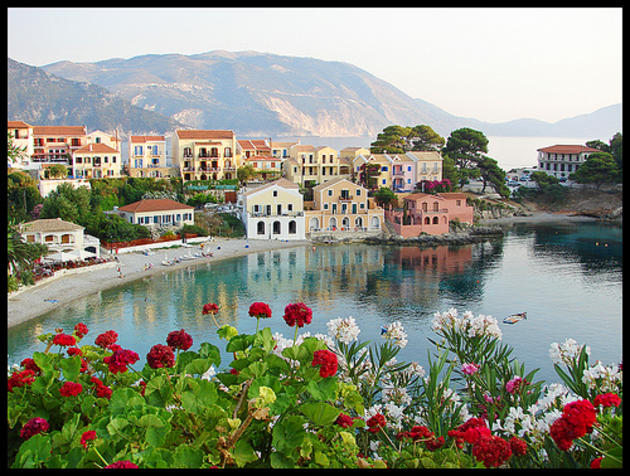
569, 152, 620, 188
443, 128, 489, 188
409, 125, 445, 151
585, 140, 610, 153
237, 165, 256, 185
7, 219, 48, 277
8, 131, 26, 165
608, 132, 622, 179
477, 156, 509, 197
370, 125, 410, 154
373, 187, 398, 208
46, 164, 69, 179
530, 171, 559, 187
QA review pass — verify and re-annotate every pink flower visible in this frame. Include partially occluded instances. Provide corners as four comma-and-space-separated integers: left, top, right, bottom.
461, 362, 480, 375
505, 376, 528, 395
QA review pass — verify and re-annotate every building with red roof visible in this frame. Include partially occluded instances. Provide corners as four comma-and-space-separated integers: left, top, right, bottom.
537, 144, 600, 180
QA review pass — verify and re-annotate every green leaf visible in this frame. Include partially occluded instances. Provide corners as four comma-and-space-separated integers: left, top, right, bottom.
253, 327, 275, 352
32, 351, 52, 373
106, 417, 130, 436
59, 356, 81, 383
144, 375, 173, 407
138, 414, 166, 429
184, 358, 213, 376
233, 439, 258, 467
300, 402, 341, 426
173, 445, 205, 468
217, 325, 238, 341
270, 452, 295, 468
145, 425, 169, 447
199, 342, 221, 367
13, 433, 51, 468
314, 450, 329, 466
226, 334, 254, 353
306, 378, 337, 401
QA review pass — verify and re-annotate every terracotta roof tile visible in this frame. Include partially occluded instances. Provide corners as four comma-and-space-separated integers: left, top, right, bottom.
33, 125, 87, 136
20, 218, 84, 233
74, 143, 120, 154
130, 135, 165, 143
176, 130, 234, 140
537, 144, 600, 154
8, 121, 32, 128
117, 199, 193, 213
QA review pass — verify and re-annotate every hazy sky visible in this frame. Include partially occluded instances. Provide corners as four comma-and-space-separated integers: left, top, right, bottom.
7, 7, 622, 123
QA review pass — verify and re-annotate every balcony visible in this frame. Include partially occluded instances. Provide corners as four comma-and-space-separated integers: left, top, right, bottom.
338, 195, 353, 202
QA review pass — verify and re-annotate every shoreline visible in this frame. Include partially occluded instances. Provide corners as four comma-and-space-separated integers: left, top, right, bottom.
7, 237, 311, 329
7, 211, 606, 329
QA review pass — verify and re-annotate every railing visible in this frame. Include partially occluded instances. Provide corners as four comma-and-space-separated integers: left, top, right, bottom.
250, 211, 304, 218
338, 195, 353, 202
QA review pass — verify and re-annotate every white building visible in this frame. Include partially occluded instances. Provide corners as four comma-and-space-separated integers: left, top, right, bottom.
8, 121, 34, 170
239, 178, 306, 240
19, 218, 101, 261
537, 144, 600, 179
113, 199, 195, 230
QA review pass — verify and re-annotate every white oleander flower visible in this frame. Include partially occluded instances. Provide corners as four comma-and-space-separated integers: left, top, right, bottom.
549, 338, 590, 366
327, 316, 361, 344
381, 321, 408, 348
406, 361, 426, 379
382, 386, 412, 407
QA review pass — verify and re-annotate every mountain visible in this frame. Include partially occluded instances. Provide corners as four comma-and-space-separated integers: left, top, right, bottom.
11, 52, 622, 139
7, 58, 186, 138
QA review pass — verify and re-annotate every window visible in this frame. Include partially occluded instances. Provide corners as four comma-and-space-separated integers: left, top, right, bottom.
356, 189, 361, 196
288, 204, 293, 211
407, 166, 412, 171
456, 200, 462, 206
257, 221, 265, 235
382, 179, 386, 185
273, 190, 278, 197
254, 205, 260, 213
324, 203, 329, 210
381, 166, 388, 171
76, 157, 82, 164
328, 190, 333, 196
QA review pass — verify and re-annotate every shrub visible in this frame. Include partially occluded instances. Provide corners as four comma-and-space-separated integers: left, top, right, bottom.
7, 307, 622, 469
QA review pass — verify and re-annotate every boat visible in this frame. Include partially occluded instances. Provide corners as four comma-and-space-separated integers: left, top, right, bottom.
161, 259, 174, 266
503, 312, 527, 324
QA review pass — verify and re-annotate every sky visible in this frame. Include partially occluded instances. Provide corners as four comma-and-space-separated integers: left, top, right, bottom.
7, 7, 622, 124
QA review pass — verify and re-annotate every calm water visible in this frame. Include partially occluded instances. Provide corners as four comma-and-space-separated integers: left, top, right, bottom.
7, 220, 621, 384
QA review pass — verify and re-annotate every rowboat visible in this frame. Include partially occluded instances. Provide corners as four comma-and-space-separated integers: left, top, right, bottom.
503, 312, 527, 324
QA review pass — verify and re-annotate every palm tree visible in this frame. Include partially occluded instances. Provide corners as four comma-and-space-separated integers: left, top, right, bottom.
7, 219, 48, 276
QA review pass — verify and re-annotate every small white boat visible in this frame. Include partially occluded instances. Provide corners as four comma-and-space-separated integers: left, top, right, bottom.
161, 259, 174, 266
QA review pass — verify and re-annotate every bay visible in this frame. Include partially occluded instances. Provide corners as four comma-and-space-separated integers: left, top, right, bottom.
7, 220, 622, 384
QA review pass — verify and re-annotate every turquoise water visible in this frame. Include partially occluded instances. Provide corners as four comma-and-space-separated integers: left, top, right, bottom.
7, 220, 622, 384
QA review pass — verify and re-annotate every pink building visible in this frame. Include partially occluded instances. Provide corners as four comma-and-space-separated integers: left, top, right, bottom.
385, 192, 474, 237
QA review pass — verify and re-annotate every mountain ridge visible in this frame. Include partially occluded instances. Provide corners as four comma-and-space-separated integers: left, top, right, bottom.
9, 51, 622, 139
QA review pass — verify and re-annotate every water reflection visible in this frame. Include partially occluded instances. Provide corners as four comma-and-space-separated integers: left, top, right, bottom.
7, 221, 622, 385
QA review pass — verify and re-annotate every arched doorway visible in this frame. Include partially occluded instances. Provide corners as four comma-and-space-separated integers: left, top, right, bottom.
257, 221, 265, 235
273, 221, 281, 235
342, 217, 350, 229
355, 217, 363, 229
288, 221, 296, 235
329, 217, 337, 230
309, 217, 319, 231
370, 217, 380, 229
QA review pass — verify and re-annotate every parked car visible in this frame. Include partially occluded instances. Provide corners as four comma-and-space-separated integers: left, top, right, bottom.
519, 176, 529, 181
558, 176, 568, 182
508, 180, 521, 187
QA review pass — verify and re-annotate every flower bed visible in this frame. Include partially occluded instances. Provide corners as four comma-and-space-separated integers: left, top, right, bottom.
7, 305, 622, 469
102, 233, 198, 250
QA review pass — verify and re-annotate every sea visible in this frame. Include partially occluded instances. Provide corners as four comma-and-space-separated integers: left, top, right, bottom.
7, 220, 622, 385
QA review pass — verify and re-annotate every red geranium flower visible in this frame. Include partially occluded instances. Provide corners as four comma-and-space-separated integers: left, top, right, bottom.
74, 322, 89, 338
8, 369, 36, 392
562, 399, 597, 435
283, 302, 312, 328
366, 413, 386, 434
335, 413, 354, 428
104, 460, 139, 469
426, 436, 445, 451
508, 436, 528, 456
53, 333, 76, 347
202, 303, 219, 315
67, 347, 83, 357
103, 348, 140, 374
591, 457, 603, 469
166, 329, 193, 351
95, 330, 118, 349
80, 430, 97, 449
146, 344, 175, 369
20, 358, 41, 375
59, 381, 83, 397
311, 349, 338, 378
472, 435, 512, 468
20, 417, 50, 440
593, 393, 621, 409
95, 384, 112, 400
249, 302, 272, 319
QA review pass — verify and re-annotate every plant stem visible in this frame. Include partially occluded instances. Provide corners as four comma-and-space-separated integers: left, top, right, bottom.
93, 447, 110, 467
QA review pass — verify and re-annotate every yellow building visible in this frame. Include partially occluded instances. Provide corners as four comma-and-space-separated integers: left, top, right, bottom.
173, 130, 238, 182
284, 144, 341, 186
304, 177, 384, 233
87, 130, 122, 151
239, 178, 305, 240
339, 146, 370, 161
71, 143, 122, 179
8, 121, 34, 169
406, 151, 443, 184
128, 135, 175, 178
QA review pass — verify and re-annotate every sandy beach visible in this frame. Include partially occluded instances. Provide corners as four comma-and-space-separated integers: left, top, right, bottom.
7, 237, 311, 329
476, 211, 598, 225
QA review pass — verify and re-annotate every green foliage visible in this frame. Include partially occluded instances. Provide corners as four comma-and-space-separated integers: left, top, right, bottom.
370, 124, 445, 154
186, 192, 219, 208
443, 128, 489, 188
373, 187, 398, 208
237, 165, 256, 185
477, 156, 509, 197
569, 152, 620, 187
